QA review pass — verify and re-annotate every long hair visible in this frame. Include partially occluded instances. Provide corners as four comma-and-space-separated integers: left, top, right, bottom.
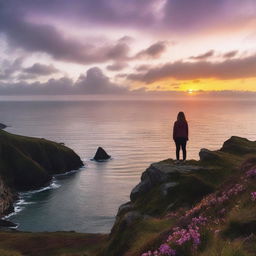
177, 111, 186, 122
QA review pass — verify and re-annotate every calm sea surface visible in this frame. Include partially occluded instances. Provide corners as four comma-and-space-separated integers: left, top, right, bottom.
1, 98, 256, 233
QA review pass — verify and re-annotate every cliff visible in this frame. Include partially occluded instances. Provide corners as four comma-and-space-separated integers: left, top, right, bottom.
102, 136, 256, 256
0, 136, 256, 256
0, 129, 83, 217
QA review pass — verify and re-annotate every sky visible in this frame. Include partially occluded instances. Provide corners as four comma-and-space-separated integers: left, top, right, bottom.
0, 0, 256, 95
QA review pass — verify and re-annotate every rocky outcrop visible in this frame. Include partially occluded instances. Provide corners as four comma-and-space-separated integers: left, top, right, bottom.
130, 161, 211, 202
103, 136, 256, 256
93, 147, 111, 161
0, 178, 17, 218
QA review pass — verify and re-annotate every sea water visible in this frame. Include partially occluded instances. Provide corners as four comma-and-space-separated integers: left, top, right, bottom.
0, 97, 256, 233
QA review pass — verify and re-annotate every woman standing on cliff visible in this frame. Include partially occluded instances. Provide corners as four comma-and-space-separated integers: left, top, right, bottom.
173, 112, 189, 163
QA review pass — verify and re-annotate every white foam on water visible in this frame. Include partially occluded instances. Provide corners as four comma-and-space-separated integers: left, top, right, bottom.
3, 179, 61, 220
54, 168, 84, 177
20, 180, 61, 196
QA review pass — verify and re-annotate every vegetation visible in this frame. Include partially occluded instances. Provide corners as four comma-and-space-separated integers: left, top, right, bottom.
0, 129, 83, 190
1, 136, 256, 256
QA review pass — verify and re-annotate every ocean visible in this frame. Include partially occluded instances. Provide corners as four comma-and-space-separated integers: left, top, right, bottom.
1, 97, 256, 233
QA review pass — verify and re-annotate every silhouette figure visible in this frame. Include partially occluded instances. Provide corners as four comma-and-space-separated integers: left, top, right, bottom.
173, 112, 189, 162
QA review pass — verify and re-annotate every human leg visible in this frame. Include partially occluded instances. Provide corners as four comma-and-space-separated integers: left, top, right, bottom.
181, 139, 187, 160
175, 139, 181, 160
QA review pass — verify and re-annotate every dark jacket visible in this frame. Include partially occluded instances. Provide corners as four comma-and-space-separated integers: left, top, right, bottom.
173, 120, 189, 140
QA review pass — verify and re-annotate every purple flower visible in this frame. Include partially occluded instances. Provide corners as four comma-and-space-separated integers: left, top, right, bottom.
251, 192, 256, 201
159, 244, 176, 255
246, 169, 256, 178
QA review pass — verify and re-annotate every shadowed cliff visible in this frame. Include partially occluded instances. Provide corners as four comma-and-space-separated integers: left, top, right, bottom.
0, 129, 83, 217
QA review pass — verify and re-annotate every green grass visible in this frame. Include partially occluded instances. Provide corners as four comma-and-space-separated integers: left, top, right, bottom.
0, 129, 83, 190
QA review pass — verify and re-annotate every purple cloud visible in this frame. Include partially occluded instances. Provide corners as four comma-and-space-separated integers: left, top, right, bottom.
135, 41, 167, 59
75, 67, 128, 94
0, 67, 129, 95
190, 50, 215, 60
127, 54, 256, 82
23, 63, 59, 76
106, 62, 128, 71
223, 50, 238, 59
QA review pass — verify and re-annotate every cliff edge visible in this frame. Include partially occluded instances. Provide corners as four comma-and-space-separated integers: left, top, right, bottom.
102, 136, 256, 256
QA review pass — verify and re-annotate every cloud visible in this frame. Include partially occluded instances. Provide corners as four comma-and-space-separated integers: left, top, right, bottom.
0, 5, 131, 64
0, 67, 129, 95
127, 54, 256, 82
163, 0, 256, 32
190, 50, 214, 60
135, 41, 167, 58
223, 50, 238, 59
135, 64, 151, 72
75, 67, 128, 94
0, 77, 74, 95
23, 63, 59, 76
0, 58, 24, 80
106, 62, 128, 71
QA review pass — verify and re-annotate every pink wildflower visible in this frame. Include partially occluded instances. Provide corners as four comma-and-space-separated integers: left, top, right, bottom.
251, 192, 256, 201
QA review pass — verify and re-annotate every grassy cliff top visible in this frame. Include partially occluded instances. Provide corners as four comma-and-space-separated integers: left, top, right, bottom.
0, 129, 83, 190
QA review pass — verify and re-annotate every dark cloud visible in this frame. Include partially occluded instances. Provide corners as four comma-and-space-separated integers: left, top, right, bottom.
0, 5, 131, 64
223, 50, 238, 59
1, 0, 256, 37
0, 67, 129, 95
75, 67, 128, 94
190, 50, 214, 60
135, 41, 167, 59
127, 54, 256, 82
23, 63, 59, 76
106, 62, 128, 71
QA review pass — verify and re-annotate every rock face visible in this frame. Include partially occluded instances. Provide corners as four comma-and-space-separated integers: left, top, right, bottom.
104, 136, 256, 256
0, 129, 84, 218
93, 147, 111, 161
0, 178, 17, 218
130, 161, 210, 202
0, 123, 7, 130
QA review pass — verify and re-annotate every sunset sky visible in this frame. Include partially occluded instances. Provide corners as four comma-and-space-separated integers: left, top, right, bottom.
0, 0, 256, 95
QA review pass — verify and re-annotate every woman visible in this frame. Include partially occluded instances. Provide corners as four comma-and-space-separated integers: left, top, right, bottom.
173, 112, 189, 162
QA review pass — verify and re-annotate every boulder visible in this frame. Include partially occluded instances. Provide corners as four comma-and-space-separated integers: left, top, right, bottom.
199, 148, 220, 162
93, 147, 111, 161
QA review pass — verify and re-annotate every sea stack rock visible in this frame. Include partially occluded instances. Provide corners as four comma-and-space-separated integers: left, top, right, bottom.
0, 123, 7, 130
93, 147, 111, 161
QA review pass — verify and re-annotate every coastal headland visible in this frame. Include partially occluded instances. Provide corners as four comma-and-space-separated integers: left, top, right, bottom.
0, 133, 256, 256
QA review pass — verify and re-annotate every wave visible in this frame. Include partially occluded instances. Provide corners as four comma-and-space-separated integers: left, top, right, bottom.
19, 179, 61, 197
4, 179, 61, 220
